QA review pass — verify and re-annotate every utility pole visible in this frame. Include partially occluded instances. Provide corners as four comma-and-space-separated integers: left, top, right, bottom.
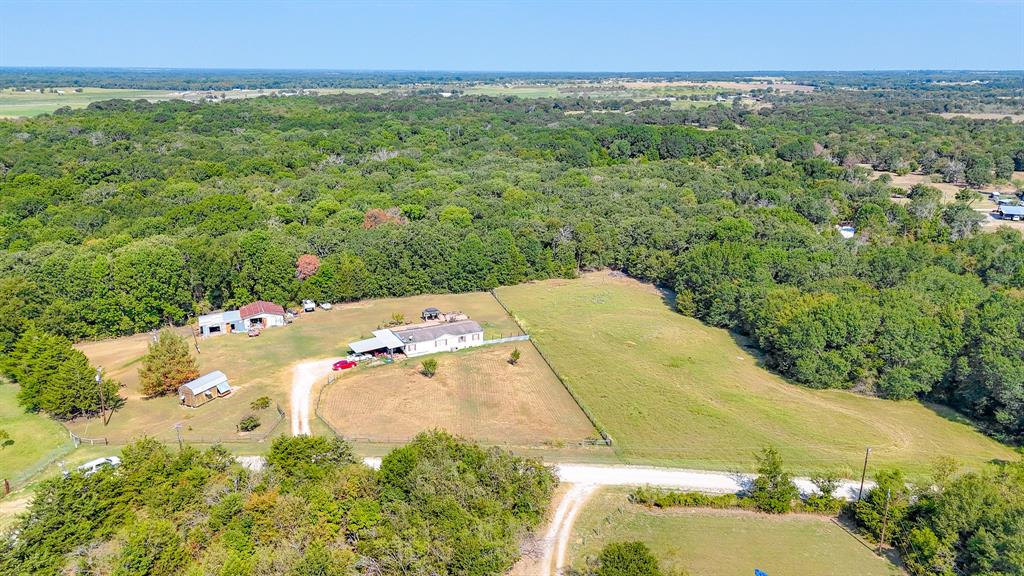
96, 367, 111, 426
858, 447, 872, 501
175, 423, 184, 451
191, 319, 201, 354
878, 488, 892, 554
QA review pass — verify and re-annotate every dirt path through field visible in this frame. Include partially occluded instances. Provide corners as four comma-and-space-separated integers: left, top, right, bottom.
0, 494, 32, 530
540, 483, 597, 576
290, 359, 335, 435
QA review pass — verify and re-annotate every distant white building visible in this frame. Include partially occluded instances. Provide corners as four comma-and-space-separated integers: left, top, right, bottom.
349, 318, 484, 358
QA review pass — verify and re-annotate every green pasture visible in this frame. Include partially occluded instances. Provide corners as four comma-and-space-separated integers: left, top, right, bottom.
496, 273, 1016, 477
571, 488, 901, 576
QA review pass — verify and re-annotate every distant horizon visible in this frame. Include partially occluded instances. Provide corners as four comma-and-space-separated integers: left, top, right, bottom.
1, 1, 1020, 71
2, 66, 1021, 74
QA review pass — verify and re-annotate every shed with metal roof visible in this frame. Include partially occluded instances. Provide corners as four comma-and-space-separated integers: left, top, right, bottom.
179, 370, 232, 408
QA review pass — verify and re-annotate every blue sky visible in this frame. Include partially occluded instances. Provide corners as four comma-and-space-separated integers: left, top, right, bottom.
1, 1, 1021, 71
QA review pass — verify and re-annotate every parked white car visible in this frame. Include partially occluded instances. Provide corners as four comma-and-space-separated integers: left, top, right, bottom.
76, 456, 121, 476
302, 299, 316, 312
320, 302, 333, 310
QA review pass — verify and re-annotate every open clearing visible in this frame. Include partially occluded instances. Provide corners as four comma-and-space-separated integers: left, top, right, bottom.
74, 291, 522, 444
569, 487, 901, 576
460, 79, 791, 103
939, 111, 1024, 123
0, 87, 178, 117
0, 86, 396, 118
0, 385, 72, 486
496, 272, 1016, 477
319, 342, 596, 445
619, 79, 815, 93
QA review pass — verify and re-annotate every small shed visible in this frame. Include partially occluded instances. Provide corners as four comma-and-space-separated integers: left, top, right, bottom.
240, 301, 286, 329
179, 371, 232, 408
197, 310, 244, 337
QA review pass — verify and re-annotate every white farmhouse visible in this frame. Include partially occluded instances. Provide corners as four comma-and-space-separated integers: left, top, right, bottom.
348, 319, 485, 358
393, 320, 485, 357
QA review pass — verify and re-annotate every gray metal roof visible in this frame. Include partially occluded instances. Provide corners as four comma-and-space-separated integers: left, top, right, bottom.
198, 310, 241, 326
348, 328, 408, 353
350, 336, 385, 353
393, 320, 483, 344
181, 371, 230, 395
999, 205, 1024, 215
372, 329, 406, 349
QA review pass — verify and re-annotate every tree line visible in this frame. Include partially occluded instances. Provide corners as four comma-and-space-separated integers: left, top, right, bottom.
0, 432, 556, 576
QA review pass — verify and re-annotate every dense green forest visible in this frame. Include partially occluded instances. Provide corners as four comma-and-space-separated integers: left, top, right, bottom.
1, 82, 1023, 442
0, 432, 556, 575
854, 459, 1024, 576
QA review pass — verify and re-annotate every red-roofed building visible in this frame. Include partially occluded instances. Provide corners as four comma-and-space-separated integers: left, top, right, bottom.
240, 301, 286, 329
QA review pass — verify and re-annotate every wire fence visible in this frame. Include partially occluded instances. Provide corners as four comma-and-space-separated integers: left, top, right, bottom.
6, 440, 77, 493
489, 289, 614, 447
314, 374, 345, 438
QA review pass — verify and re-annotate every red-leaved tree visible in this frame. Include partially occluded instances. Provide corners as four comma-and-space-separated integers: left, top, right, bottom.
296, 254, 320, 280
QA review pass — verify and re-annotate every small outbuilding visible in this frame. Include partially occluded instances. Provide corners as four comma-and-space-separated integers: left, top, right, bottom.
240, 301, 286, 329
179, 371, 232, 408
197, 310, 244, 337
422, 307, 442, 321
996, 205, 1024, 221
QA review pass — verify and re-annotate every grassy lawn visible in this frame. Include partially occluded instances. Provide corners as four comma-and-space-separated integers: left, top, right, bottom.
0, 385, 73, 487
0, 87, 178, 117
496, 272, 1017, 477
320, 342, 596, 445
571, 488, 901, 576
74, 291, 522, 444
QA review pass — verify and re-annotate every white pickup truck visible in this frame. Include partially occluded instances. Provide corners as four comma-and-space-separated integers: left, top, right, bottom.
75, 456, 121, 476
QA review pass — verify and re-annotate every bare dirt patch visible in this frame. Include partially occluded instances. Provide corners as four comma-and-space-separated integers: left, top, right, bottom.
319, 342, 597, 445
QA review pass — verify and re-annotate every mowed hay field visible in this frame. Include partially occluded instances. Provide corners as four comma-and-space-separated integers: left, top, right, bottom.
496, 272, 1016, 476
74, 291, 522, 443
570, 488, 900, 576
0, 385, 72, 485
319, 342, 596, 445
0, 87, 178, 117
